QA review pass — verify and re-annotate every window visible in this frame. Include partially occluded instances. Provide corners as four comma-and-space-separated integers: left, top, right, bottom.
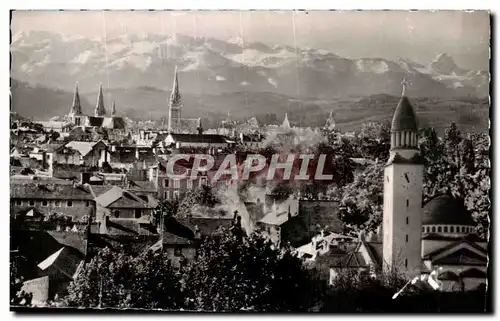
85, 201, 91, 207
54, 200, 61, 207
67, 201, 73, 207
406, 234, 408, 243
406, 217, 409, 225
450, 226, 454, 233
444, 226, 448, 233
187, 179, 193, 189
405, 259, 408, 268
164, 191, 168, 200
199, 177, 207, 187
164, 179, 169, 187
42, 200, 48, 206
173, 180, 180, 189
462, 226, 466, 233
173, 191, 180, 199
174, 247, 182, 257
422, 226, 425, 233
29, 200, 35, 206
432, 226, 436, 233
406, 199, 409, 207
15, 200, 22, 206
135, 209, 142, 218
437, 226, 442, 233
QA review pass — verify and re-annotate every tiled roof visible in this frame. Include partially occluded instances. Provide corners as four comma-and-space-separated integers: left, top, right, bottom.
422, 194, 475, 226
102, 117, 126, 130
37, 246, 84, 280
391, 96, 418, 132
63, 140, 105, 157
177, 217, 233, 237
94, 186, 151, 209
127, 180, 157, 192
169, 133, 229, 144
10, 182, 94, 200
103, 218, 157, 236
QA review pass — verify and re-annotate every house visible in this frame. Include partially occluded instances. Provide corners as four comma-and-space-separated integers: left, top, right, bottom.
257, 196, 342, 249
239, 132, 264, 150
148, 160, 208, 201
92, 185, 157, 228
148, 216, 202, 268
10, 181, 95, 221
49, 140, 108, 167
164, 133, 231, 150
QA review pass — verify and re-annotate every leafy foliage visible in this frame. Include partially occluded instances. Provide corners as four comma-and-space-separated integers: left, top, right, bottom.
176, 185, 220, 218
181, 229, 320, 312
60, 247, 183, 310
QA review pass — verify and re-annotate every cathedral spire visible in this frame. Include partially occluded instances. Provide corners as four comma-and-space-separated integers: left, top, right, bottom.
111, 101, 116, 117
170, 66, 182, 107
69, 82, 82, 116
326, 110, 336, 130
94, 83, 106, 117
282, 113, 291, 130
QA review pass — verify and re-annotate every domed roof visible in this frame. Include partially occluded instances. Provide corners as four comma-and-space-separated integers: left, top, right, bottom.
422, 195, 475, 226
391, 96, 418, 132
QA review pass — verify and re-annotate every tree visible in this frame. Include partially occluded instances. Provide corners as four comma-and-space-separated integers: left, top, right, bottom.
357, 121, 391, 161
59, 247, 183, 310
337, 162, 384, 234
181, 229, 320, 312
177, 185, 220, 218
10, 260, 33, 307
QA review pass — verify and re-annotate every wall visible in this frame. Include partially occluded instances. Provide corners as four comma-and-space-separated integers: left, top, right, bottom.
383, 162, 424, 277
11, 199, 95, 221
164, 246, 197, 268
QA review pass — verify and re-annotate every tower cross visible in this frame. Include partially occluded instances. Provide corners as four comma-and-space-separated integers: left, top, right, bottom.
401, 78, 409, 96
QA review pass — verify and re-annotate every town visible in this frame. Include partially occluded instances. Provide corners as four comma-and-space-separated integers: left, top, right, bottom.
9, 10, 490, 313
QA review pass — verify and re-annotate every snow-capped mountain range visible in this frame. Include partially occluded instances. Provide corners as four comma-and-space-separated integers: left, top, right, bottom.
11, 31, 489, 98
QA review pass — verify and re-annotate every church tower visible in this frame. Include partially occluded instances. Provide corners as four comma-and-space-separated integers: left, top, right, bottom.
168, 66, 182, 132
282, 113, 291, 130
68, 82, 82, 124
382, 79, 423, 278
111, 101, 117, 117
94, 83, 106, 117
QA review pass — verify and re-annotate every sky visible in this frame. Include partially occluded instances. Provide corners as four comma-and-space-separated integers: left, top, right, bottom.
11, 10, 490, 69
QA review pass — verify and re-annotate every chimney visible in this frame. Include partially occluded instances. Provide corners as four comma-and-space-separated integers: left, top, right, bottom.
81, 172, 91, 184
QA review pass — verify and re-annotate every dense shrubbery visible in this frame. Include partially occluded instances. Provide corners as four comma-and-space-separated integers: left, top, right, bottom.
51, 229, 489, 312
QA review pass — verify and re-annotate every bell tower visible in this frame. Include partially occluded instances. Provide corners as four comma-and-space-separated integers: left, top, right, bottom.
168, 66, 182, 132
383, 79, 424, 278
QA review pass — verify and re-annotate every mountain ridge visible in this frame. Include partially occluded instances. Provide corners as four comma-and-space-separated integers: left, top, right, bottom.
11, 31, 489, 99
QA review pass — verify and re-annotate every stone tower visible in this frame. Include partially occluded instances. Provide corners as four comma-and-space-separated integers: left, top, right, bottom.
168, 66, 182, 132
94, 83, 106, 117
111, 101, 116, 117
69, 82, 82, 117
282, 113, 291, 130
382, 79, 423, 278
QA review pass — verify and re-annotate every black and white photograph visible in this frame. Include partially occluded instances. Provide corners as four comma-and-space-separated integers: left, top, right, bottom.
8, 9, 491, 313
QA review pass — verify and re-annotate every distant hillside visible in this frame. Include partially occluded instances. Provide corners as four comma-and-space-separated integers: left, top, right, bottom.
10, 79, 93, 120
10, 79, 489, 134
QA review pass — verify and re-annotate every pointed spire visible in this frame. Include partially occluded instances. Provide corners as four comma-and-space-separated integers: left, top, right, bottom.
94, 83, 106, 117
196, 117, 203, 135
111, 101, 116, 117
401, 78, 409, 96
170, 66, 182, 107
326, 110, 336, 130
282, 113, 291, 130
69, 82, 82, 116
